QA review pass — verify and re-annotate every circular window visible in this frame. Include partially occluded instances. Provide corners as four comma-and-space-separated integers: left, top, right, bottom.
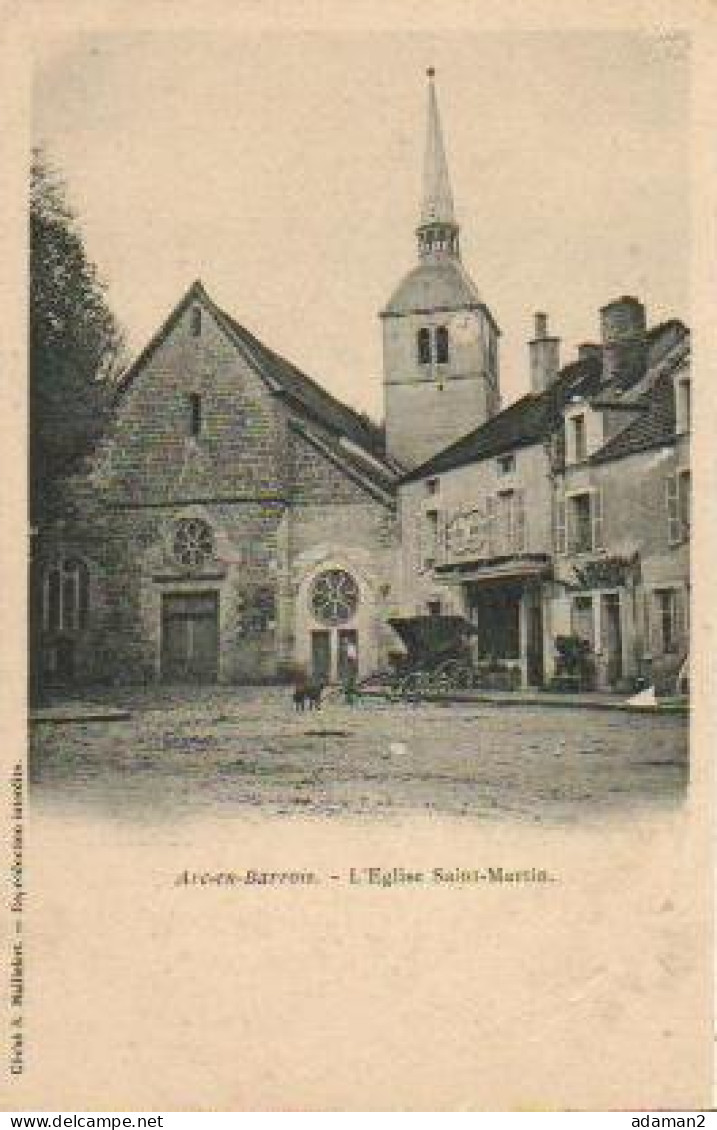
172, 518, 214, 568
310, 569, 359, 626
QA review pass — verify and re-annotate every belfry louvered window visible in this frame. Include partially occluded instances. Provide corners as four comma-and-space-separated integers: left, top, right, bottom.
417, 328, 432, 365
435, 326, 449, 364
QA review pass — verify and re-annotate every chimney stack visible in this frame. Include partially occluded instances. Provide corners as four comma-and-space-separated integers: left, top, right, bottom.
599, 296, 647, 387
578, 343, 602, 362
529, 311, 560, 394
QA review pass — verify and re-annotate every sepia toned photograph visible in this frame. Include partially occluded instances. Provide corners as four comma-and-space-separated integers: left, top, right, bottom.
6, 9, 712, 1113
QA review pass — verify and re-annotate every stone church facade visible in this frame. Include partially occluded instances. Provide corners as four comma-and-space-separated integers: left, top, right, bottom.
36, 281, 401, 686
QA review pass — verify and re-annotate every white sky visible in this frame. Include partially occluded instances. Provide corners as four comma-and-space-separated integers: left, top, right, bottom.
32, 30, 690, 419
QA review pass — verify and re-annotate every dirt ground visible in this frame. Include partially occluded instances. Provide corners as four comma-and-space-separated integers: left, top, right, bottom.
29, 686, 689, 825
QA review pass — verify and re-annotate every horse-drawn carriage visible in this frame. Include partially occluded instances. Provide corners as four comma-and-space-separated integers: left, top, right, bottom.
381, 614, 478, 697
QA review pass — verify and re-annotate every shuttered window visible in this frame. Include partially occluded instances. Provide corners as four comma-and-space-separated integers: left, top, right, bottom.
666, 475, 680, 544
486, 496, 497, 556
665, 471, 690, 544
565, 489, 602, 554
514, 488, 526, 552
555, 494, 566, 555
678, 470, 690, 540
592, 488, 604, 550
654, 588, 679, 654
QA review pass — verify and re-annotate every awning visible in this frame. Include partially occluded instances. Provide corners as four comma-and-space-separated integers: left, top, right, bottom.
434, 555, 552, 585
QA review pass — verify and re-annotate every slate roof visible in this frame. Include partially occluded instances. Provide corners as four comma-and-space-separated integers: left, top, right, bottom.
400, 352, 603, 482
114, 280, 402, 486
400, 320, 689, 484
590, 371, 678, 464
382, 258, 485, 317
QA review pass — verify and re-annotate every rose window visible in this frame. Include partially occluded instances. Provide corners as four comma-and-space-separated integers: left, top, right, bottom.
310, 569, 359, 626
172, 518, 214, 568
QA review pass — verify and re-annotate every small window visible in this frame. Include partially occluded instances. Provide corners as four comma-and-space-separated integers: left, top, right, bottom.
190, 306, 202, 337
666, 470, 690, 543
426, 478, 440, 496
569, 492, 593, 554
189, 393, 202, 437
677, 378, 691, 433
427, 599, 442, 617
655, 589, 678, 653
435, 326, 449, 365
424, 509, 439, 565
43, 559, 90, 633
572, 414, 587, 462
417, 328, 432, 365
497, 454, 515, 476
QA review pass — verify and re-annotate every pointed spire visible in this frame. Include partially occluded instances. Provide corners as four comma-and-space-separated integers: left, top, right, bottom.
417, 69, 460, 260
421, 68, 455, 225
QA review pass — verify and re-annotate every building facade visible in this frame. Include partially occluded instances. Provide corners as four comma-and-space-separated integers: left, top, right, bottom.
396, 300, 691, 691
36, 282, 401, 687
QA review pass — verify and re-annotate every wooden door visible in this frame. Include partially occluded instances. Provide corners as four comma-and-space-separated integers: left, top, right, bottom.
601, 593, 623, 686
310, 630, 331, 683
161, 592, 219, 682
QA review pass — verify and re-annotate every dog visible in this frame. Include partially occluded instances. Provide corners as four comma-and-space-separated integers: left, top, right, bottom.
292, 682, 323, 712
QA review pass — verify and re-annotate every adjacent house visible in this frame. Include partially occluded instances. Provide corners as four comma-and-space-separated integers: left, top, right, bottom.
396, 298, 690, 691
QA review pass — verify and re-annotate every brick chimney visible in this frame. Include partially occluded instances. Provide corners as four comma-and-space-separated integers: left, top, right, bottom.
599, 296, 647, 387
529, 312, 560, 394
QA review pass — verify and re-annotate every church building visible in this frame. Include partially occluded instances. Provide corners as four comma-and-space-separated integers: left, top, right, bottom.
35, 280, 402, 686
34, 69, 689, 694
35, 68, 478, 689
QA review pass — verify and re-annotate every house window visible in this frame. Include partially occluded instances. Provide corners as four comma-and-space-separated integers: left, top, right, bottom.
435, 326, 449, 365
666, 470, 690, 543
424, 509, 440, 566
190, 306, 202, 337
496, 489, 526, 555
427, 599, 442, 616
676, 378, 691, 433
497, 454, 515, 476
654, 589, 678, 653
189, 393, 202, 437
567, 490, 602, 554
43, 558, 90, 632
426, 478, 440, 496
417, 328, 432, 365
572, 414, 587, 462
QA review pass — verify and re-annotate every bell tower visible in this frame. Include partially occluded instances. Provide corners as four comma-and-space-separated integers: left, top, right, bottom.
381, 69, 501, 470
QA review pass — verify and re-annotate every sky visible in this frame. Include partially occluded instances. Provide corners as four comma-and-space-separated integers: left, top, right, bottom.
32, 30, 690, 419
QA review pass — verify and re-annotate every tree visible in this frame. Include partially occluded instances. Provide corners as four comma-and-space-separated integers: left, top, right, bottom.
30, 148, 125, 521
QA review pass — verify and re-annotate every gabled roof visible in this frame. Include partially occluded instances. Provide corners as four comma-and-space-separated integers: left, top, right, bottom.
400, 352, 602, 483
590, 371, 678, 464
114, 280, 401, 479
399, 318, 689, 484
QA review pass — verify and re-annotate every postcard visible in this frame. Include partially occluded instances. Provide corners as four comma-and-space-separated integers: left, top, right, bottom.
2, 0, 714, 1112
